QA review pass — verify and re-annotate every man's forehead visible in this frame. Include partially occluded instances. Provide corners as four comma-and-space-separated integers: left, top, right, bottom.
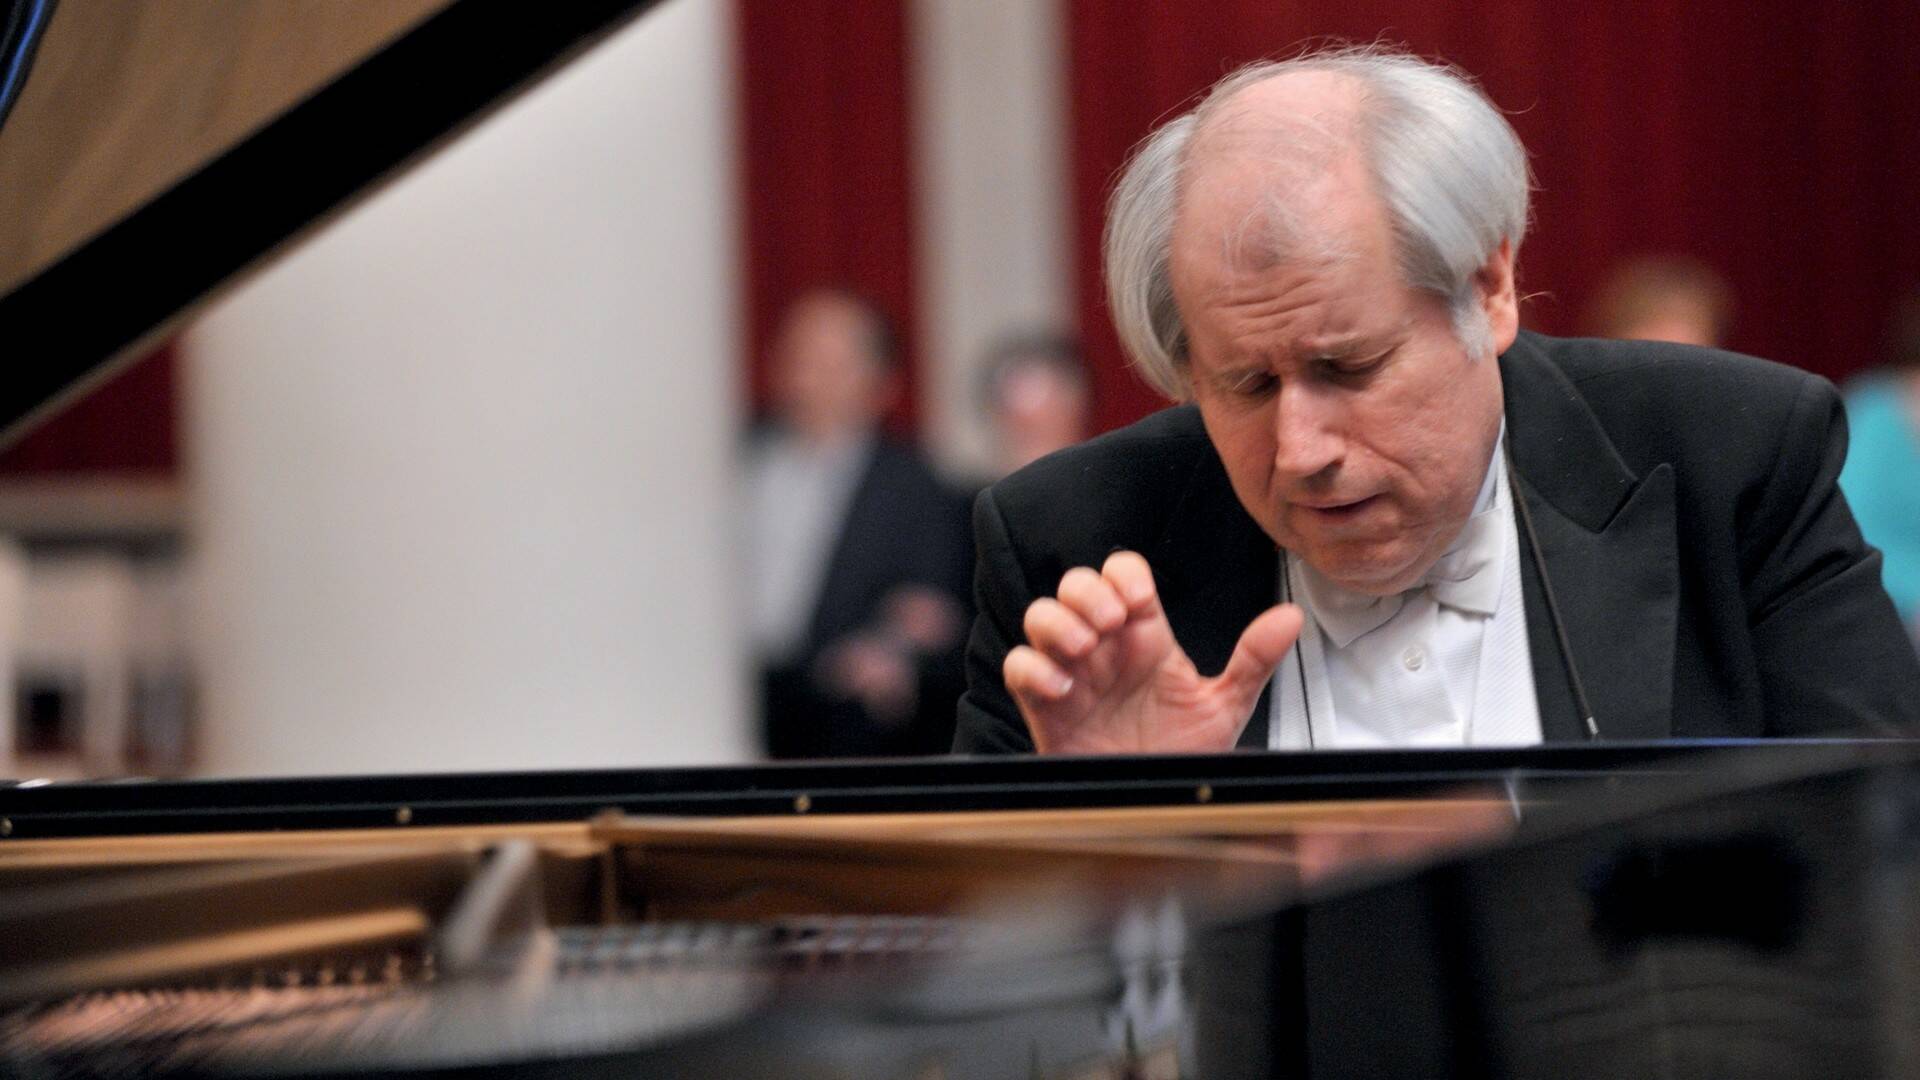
1170, 157, 1376, 295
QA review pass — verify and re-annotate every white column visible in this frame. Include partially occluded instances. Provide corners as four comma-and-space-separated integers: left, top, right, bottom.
187, 0, 747, 776
911, 0, 1074, 477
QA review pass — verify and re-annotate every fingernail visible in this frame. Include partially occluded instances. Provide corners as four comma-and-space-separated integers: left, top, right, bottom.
1051, 673, 1074, 696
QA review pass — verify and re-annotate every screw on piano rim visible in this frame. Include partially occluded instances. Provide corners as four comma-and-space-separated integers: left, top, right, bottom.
395, 806, 413, 825
1196, 784, 1213, 804
793, 794, 812, 814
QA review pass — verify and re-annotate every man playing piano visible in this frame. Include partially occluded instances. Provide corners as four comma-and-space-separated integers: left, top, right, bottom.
955, 47, 1920, 755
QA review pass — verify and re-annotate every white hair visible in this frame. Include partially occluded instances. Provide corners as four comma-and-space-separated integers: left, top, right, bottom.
1104, 47, 1531, 399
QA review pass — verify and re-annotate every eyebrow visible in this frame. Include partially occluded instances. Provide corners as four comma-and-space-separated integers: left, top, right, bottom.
1204, 361, 1275, 393
1205, 368, 1267, 395
1206, 335, 1378, 382
1296, 334, 1379, 359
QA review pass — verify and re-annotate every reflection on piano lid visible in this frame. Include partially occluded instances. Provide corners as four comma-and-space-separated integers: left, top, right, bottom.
4, 741, 1920, 1077
0, 0, 661, 446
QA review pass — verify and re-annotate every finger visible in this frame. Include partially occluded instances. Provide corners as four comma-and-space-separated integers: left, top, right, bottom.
1022, 597, 1099, 662
1055, 566, 1127, 633
1216, 603, 1305, 704
1100, 550, 1164, 620
1006, 641, 1082, 711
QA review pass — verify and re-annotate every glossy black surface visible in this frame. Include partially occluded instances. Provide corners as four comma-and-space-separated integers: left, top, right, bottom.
0, 740, 1886, 839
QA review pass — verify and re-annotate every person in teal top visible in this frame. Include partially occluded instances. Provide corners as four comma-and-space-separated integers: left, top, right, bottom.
1840, 297, 1920, 640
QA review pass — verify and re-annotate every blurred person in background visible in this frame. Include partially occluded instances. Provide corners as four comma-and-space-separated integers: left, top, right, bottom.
742, 288, 971, 758
1840, 290, 1920, 642
977, 331, 1094, 479
1581, 254, 1734, 348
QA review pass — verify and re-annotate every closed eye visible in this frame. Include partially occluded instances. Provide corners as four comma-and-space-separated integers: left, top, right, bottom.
1318, 348, 1393, 382
1224, 370, 1279, 400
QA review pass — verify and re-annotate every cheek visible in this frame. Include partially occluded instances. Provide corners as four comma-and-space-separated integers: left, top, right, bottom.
1346, 381, 1437, 460
1199, 406, 1275, 477
1368, 368, 1498, 512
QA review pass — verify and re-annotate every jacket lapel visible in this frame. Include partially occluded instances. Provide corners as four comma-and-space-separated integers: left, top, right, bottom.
1503, 336, 1679, 741
1144, 421, 1280, 749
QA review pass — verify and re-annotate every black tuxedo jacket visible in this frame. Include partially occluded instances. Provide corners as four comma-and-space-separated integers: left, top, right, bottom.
804, 439, 971, 657
954, 332, 1920, 753
757, 433, 973, 759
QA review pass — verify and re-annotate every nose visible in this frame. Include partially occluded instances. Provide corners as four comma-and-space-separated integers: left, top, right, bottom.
1271, 382, 1344, 481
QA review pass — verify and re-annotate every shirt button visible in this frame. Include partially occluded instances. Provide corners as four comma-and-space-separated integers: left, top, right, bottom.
1402, 647, 1425, 671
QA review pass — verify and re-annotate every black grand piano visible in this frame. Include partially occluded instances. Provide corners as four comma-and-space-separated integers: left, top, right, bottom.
5, 742, 1920, 1079
3, 3, 1920, 1078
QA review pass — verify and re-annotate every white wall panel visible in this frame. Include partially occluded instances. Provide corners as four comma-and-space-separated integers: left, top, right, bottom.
188, 0, 746, 775
913, 0, 1073, 476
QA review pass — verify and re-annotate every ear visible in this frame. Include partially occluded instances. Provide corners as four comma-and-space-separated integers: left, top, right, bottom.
1473, 239, 1520, 357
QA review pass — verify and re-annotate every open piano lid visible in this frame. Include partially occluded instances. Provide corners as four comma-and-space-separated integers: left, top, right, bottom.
0, 0, 661, 445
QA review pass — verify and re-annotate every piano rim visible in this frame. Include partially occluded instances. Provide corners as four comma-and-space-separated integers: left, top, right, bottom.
0, 739, 1888, 841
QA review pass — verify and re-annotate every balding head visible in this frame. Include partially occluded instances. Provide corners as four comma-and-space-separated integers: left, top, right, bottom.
1104, 48, 1530, 400
1174, 70, 1380, 295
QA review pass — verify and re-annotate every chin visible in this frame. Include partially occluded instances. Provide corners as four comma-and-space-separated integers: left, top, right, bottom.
1298, 544, 1423, 596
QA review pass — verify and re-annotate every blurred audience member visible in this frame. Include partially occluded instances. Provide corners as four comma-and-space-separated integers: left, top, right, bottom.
1582, 255, 1734, 348
742, 289, 971, 758
1840, 290, 1920, 641
977, 331, 1093, 478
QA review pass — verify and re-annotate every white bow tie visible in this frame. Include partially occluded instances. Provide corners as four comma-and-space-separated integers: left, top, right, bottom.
1295, 504, 1506, 648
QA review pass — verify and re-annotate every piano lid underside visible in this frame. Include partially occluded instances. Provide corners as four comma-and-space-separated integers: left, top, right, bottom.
0, 0, 660, 443
0, 0, 450, 298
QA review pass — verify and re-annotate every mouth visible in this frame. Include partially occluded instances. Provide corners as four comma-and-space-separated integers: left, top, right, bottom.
1293, 495, 1379, 521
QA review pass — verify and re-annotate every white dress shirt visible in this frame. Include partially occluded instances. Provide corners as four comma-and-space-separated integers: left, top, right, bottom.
1268, 435, 1542, 749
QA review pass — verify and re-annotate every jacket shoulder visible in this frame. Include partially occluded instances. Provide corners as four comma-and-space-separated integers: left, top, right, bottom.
1517, 333, 1834, 477
983, 405, 1215, 557
990, 405, 1210, 504
865, 435, 944, 486
1526, 333, 1825, 414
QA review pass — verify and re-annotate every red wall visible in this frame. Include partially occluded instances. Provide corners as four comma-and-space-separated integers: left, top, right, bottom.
0, 343, 179, 476
733, 0, 921, 433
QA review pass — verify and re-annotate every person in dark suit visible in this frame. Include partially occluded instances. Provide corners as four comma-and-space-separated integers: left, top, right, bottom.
954, 48, 1920, 755
743, 289, 970, 758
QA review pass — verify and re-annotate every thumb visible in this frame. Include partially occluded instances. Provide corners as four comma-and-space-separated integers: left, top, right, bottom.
1215, 603, 1305, 705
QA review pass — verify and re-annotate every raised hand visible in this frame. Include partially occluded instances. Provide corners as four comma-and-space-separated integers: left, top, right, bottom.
1003, 550, 1304, 754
